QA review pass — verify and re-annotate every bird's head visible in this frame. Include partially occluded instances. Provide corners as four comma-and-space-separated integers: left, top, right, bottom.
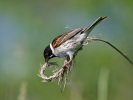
43, 45, 56, 63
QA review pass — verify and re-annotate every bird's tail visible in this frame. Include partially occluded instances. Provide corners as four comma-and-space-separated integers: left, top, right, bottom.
84, 16, 108, 34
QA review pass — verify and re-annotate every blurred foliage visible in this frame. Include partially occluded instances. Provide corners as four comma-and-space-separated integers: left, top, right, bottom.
0, 0, 133, 100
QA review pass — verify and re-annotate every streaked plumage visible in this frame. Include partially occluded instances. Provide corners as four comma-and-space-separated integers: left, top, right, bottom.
44, 16, 107, 63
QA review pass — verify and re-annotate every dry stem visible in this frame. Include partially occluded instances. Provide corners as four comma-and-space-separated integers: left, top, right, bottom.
38, 60, 72, 86
38, 36, 133, 90
85, 37, 133, 66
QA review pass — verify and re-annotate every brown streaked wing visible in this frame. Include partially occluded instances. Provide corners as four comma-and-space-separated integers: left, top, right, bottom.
52, 28, 83, 48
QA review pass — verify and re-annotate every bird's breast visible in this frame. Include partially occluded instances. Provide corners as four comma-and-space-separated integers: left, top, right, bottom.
53, 32, 87, 58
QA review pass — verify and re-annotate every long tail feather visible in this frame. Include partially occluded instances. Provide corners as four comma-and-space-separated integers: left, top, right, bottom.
84, 16, 108, 34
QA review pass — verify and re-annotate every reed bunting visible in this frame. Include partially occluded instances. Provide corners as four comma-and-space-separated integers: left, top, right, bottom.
44, 16, 107, 66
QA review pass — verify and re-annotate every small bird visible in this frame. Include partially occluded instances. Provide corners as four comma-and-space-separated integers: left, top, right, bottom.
44, 16, 107, 67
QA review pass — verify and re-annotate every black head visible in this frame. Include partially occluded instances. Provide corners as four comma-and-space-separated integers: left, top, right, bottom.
43, 45, 56, 62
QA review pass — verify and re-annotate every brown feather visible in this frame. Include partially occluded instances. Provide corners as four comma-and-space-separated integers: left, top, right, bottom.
52, 28, 82, 48
52, 16, 108, 48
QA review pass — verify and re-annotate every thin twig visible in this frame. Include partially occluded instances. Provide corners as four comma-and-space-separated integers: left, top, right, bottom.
38, 61, 72, 84
85, 37, 133, 66
38, 36, 133, 91
38, 62, 64, 82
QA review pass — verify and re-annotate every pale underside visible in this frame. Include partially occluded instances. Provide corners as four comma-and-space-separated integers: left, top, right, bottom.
51, 31, 88, 59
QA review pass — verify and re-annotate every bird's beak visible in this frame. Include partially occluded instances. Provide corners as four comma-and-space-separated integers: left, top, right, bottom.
45, 58, 49, 63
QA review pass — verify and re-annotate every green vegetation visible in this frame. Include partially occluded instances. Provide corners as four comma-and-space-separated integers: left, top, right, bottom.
0, 0, 133, 100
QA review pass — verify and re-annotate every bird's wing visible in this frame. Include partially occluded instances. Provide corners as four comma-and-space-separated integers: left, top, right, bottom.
52, 28, 83, 48
52, 16, 108, 48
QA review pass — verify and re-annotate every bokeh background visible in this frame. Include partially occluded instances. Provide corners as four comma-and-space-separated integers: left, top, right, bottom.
0, 0, 133, 100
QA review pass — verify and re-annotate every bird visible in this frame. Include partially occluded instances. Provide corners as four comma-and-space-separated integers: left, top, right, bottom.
43, 16, 107, 67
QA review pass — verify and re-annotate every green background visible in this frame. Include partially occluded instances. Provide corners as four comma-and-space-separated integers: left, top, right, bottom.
0, 0, 133, 100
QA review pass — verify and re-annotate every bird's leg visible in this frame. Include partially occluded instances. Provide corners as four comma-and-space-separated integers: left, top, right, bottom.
62, 57, 73, 69
62, 46, 83, 69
